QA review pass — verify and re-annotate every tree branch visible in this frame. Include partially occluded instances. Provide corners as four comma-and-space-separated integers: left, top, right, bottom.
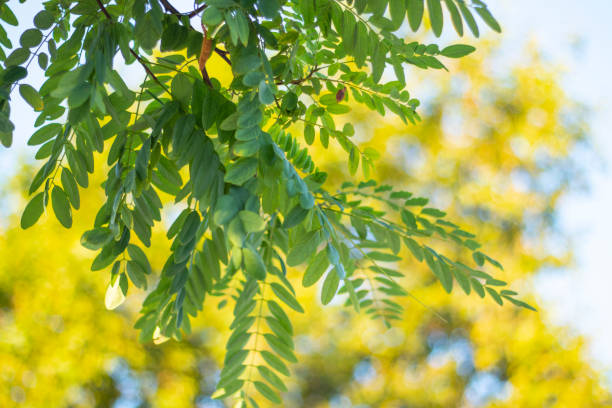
214, 48, 232, 66
188, 5, 207, 18
160, 0, 207, 18
276, 65, 321, 86
129, 50, 171, 93
96, 0, 111, 19
159, 0, 180, 14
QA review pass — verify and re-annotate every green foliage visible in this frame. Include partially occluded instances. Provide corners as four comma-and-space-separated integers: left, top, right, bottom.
0, 0, 530, 405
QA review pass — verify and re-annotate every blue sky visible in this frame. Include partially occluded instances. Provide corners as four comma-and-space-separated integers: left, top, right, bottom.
2, 0, 612, 386
494, 0, 612, 379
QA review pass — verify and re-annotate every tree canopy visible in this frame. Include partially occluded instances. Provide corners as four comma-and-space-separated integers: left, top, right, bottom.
0, 0, 544, 405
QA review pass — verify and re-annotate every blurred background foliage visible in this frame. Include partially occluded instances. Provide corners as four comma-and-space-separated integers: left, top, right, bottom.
1, 43, 611, 407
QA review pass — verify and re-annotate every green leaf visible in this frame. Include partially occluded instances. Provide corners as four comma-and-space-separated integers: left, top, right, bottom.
171, 73, 193, 106
348, 146, 359, 175
60, 168, 80, 209
257, 365, 287, 392
458, 1, 479, 37
403, 237, 423, 262
260, 350, 290, 376
243, 247, 266, 280
0, 5, 18, 25
81, 228, 114, 250
225, 158, 258, 185
68, 82, 90, 108
472, 251, 484, 266
270, 282, 303, 313
51, 186, 72, 228
342, 9, 356, 50
127, 244, 152, 274
28, 123, 61, 146
253, 380, 281, 403
265, 316, 291, 342
91, 244, 120, 271
367, 251, 401, 262
321, 269, 340, 305
235, 10, 250, 46
283, 205, 309, 228
211, 379, 244, 400
5, 47, 30, 66
257, 0, 280, 19
226, 331, 251, 352
401, 209, 418, 229
443, 0, 463, 36
473, 0, 501, 32
427, 0, 443, 37
201, 7, 223, 26
243, 71, 265, 87
484, 254, 503, 270
421, 208, 446, 217
502, 295, 537, 311
486, 278, 507, 287
214, 195, 241, 225
34, 10, 55, 29
267, 300, 293, 334
453, 267, 471, 295
20, 28, 43, 48
304, 124, 315, 145
486, 287, 503, 305
471, 278, 485, 297
438, 259, 453, 293
440, 44, 476, 58
239, 210, 266, 232
217, 364, 247, 390
20, 192, 45, 229
319, 93, 337, 105
168, 209, 190, 238
126, 260, 148, 289
0, 131, 13, 148
372, 42, 387, 83
389, 0, 407, 28
405, 197, 429, 206
105, 276, 126, 310
2, 65, 27, 83
407, 0, 425, 31
19, 84, 43, 111
286, 230, 320, 267
259, 80, 275, 105
226, 228, 247, 260
225, 9, 250, 46
302, 250, 329, 287
264, 333, 297, 362
178, 211, 201, 244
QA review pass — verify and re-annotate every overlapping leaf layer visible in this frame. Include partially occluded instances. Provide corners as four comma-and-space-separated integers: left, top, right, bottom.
0, 0, 531, 404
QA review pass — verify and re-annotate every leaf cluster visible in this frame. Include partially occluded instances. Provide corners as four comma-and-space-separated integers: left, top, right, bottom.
0, 0, 530, 405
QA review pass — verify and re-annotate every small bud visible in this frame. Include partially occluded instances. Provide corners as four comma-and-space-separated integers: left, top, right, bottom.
336, 87, 346, 103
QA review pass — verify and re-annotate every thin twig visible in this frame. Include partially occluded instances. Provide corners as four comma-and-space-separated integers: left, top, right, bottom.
97, 0, 111, 18
129, 50, 171, 94
160, 0, 207, 18
214, 48, 232, 66
159, 0, 181, 15
188, 4, 207, 17
275, 64, 321, 86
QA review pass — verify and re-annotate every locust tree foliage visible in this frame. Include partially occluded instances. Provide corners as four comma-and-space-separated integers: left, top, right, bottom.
0, 0, 533, 405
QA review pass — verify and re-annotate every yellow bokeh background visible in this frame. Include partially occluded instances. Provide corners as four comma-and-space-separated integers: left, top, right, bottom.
1, 42, 610, 407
